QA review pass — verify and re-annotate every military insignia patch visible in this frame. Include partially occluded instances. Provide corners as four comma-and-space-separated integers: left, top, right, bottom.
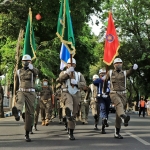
106, 34, 114, 43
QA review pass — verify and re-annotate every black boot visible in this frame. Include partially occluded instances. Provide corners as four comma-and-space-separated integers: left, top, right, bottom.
25, 131, 31, 142
120, 114, 130, 127
114, 128, 123, 139
101, 125, 106, 134
34, 124, 38, 131
102, 118, 108, 127
69, 129, 75, 140
12, 106, 20, 121
65, 107, 73, 121
94, 124, 99, 130
64, 122, 68, 131
30, 126, 33, 134
22, 113, 25, 122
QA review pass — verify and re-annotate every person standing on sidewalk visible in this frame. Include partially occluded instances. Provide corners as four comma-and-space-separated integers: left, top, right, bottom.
138, 97, 146, 117
12, 54, 38, 142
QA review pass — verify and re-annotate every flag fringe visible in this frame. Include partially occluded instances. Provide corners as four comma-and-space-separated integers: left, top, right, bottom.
103, 44, 120, 65
56, 32, 76, 56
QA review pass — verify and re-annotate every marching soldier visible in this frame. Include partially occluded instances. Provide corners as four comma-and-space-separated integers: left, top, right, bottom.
33, 75, 42, 131
89, 74, 100, 130
40, 79, 53, 126
80, 86, 91, 124
58, 58, 86, 140
55, 83, 63, 123
104, 58, 138, 139
12, 54, 38, 142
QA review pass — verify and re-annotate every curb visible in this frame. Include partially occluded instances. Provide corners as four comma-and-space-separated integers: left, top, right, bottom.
4, 111, 12, 117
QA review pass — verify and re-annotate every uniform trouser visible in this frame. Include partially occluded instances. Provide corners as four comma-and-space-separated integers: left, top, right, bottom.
34, 98, 40, 124
98, 96, 111, 119
90, 100, 100, 124
40, 99, 52, 121
15, 91, 36, 131
80, 102, 89, 120
61, 91, 81, 129
57, 101, 62, 120
110, 93, 127, 128
139, 107, 145, 117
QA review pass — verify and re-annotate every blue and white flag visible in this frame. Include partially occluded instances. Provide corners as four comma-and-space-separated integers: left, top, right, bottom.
60, 43, 70, 70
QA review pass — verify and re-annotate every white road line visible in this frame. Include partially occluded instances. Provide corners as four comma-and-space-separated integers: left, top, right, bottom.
126, 132, 150, 145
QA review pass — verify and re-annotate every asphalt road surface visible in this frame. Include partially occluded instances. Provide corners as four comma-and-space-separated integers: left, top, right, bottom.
0, 111, 150, 150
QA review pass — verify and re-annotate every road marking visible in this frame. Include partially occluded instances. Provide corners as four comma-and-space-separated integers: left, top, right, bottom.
126, 132, 150, 145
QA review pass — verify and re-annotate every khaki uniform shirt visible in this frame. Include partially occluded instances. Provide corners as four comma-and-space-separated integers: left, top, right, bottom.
40, 86, 53, 100
104, 68, 134, 92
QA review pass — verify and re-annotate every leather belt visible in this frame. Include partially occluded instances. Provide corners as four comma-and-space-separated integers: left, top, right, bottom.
110, 91, 126, 94
19, 88, 35, 92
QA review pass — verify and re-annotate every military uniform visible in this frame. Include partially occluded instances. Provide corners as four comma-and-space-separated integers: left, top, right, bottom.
104, 58, 138, 139
58, 58, 86, 140
12, 54, 38, 142
80, 88, 90, 124
89, 83, 100, 130
40, 82, 53, 126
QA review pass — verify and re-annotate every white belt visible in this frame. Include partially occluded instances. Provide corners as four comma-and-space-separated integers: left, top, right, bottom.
110, 91, 126, 94
62, 88, 68, 92
97, 94, 101, 97
102, 94, 108, 98
19, 88, 35, 92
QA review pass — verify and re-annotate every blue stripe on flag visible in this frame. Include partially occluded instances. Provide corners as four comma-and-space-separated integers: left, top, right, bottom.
60, 43, 70, 70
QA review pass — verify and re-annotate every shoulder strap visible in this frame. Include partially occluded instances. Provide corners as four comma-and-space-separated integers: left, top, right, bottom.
124, 70, 126, 89
109, 70, 114, 90
17, 69, 20, 85
77, 72, 81, 81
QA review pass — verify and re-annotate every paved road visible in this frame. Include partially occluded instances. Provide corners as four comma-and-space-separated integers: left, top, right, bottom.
0, 112, 150, 150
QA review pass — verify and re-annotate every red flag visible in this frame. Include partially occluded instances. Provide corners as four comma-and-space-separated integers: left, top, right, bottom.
103, 12, 120, 65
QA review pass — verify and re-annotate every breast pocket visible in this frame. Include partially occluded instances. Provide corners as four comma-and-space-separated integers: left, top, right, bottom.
111, 76, 116, 83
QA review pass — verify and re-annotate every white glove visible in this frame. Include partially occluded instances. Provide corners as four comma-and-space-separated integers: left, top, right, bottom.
102, 94, 108, 98
28, 63, 33, 70
71, 79, 77, 85
102, 75, 106, 80
66, 67, 74, 74
133, 64, 138, 70
84, 99, 87, 103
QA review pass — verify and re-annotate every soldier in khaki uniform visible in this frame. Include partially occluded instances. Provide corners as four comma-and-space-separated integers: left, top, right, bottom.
58, 58, 86, 140
80, 86, 91, 124
33, 75, 42, 131
104, 58, 138, 139
54, 84, 63, 123
40, 79, 53, 126
12, 54, 38, 142
89, 75, 100, 130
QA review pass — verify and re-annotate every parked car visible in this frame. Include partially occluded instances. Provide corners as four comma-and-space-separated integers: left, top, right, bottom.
109, 102, 116, 113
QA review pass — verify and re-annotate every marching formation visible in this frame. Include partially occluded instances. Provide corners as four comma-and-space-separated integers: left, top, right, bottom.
11, 55, 138, 142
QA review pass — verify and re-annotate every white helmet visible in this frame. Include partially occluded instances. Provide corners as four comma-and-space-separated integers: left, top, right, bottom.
99, 69, 106, 74
93, 74, 99, 79
22, 54, 31, 61
113, 58, 122, 64
67, 58, 76, 64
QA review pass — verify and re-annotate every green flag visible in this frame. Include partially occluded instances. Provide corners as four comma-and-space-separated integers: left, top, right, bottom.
56, 0, 75, 55
23, 8, 36, 60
